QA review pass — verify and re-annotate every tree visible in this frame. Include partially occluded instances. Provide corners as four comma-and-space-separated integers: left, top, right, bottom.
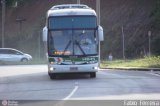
5, 0, 23, 7
153, 0, 160, 29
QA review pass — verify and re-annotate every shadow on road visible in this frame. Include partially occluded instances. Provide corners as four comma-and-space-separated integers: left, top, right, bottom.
53, 73, 92, 80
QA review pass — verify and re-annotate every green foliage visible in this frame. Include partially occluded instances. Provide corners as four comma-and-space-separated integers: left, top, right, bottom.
153, 0, 160, 29
144, 56, 160, 68
101, 56, 160, 68
5, 0, 23, 7
2, 0, 160, 59
152, 36, 160, 55
148, 1, 160, 55
5, 0, 16, 6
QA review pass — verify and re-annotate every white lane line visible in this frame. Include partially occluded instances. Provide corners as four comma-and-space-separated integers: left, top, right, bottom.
98, 70, 124, 78
63, 86, 79, 100
54, 86, 78, 106
147, 72, 160, 77
99, 70, 147, 78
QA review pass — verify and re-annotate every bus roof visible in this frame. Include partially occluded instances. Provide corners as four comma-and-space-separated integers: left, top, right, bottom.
47, 4, 97, 17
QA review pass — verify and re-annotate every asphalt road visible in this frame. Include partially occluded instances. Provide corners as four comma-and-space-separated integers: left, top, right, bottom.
0, 65, 160, 101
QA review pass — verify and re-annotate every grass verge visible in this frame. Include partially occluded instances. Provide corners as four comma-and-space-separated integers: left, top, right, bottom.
101, 56, 160, 68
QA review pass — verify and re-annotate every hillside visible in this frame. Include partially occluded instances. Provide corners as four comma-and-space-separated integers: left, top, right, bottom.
0, 0, 159, 59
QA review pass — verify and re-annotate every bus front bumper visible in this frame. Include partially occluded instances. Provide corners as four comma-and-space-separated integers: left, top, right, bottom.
48, 63, 98, 73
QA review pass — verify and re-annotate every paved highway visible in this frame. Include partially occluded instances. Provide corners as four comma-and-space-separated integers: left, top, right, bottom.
0, 65, 160, 100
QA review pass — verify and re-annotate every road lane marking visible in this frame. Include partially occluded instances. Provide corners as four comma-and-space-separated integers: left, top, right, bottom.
54, 85, 78, 106
147, 72, 160, 77
63, 85, 79, 100
99, 70, 148, 79
98, 70, 124, 78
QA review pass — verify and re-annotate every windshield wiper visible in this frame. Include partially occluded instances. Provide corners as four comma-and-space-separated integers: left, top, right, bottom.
62, 40, 71, 55
75, 40, 86, 55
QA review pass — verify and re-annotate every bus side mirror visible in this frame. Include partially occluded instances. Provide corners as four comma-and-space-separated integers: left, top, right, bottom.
42, 26, 48, 42
98, 25, 104, 41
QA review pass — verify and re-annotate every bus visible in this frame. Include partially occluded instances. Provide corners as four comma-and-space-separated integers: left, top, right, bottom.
43, 4, 104, 79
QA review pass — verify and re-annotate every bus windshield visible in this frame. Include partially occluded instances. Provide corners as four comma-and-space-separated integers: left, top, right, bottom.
48, 29, 98, 56
48, 16, 97, 29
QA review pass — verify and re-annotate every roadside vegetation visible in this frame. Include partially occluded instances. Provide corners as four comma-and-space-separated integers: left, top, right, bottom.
101, 56, 160, 68
1, 0, 160, 59
1, 0, 160, 66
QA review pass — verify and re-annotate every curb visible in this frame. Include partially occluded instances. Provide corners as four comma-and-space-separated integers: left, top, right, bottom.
102, 67, 160, 71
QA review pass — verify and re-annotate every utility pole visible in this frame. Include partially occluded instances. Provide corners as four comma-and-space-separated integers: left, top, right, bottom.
96, 0, 101, 66
38, 31, 41, 60
1, 0, 6, 48
148, 31, 151, 57
77, 0, 80, 4
96, 0, 100, 25
122, 25, 125, 59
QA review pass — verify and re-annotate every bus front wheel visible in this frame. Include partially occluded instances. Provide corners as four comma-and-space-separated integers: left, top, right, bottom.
48, 73, 56, 79
90, 72, 96, 78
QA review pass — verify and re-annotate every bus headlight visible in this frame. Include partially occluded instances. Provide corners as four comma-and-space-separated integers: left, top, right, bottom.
50, 67, 54, 71
49, 67, 56, 71
50, 62, 54, 64
93, 67, 98, 70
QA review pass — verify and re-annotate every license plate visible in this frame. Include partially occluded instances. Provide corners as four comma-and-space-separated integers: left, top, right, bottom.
70, 67, 78, 71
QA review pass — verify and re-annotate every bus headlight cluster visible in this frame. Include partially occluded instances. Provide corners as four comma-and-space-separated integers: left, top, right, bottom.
50, 67, 54, 71
49, 67, 56, 71
93, 67, 98, 70
50, 62, 54, 64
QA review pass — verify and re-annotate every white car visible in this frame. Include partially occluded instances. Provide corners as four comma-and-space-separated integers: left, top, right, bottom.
0, 48, 32, 62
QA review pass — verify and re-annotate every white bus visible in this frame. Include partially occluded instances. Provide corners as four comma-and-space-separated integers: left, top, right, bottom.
43, 4, 103, 79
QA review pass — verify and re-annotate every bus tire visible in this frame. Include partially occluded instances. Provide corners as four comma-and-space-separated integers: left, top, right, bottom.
49, 73, 56, 79
21, 58, 28, 62
90, 72, 96, 78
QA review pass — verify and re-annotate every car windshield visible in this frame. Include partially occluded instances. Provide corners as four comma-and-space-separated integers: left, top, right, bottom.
48, 29, 98, 56
9, 50, 23, 55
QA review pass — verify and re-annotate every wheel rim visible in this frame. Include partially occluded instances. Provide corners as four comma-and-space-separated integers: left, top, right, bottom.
22, 59, 28, 62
